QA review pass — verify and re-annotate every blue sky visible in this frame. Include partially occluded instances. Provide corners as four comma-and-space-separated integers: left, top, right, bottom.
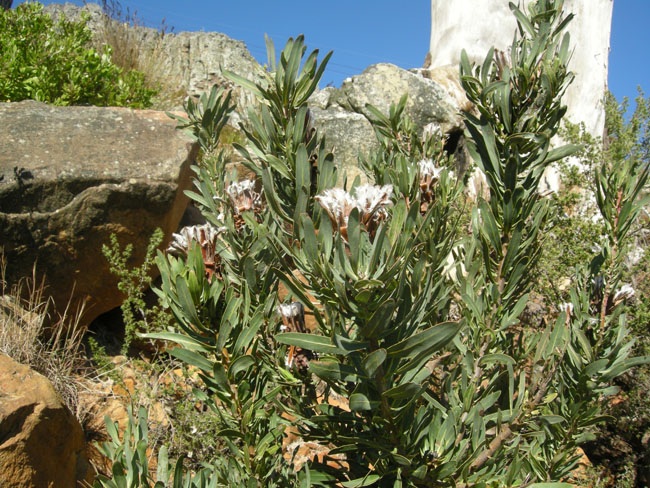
17, 0, 650, 106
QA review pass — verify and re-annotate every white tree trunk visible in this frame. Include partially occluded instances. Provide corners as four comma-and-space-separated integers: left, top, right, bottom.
428, 0, 614, 139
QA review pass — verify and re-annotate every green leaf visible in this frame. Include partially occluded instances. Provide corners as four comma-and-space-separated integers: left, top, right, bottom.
309, 361, 360, 383
479, 353, 516, 367
387, 321, 460, 360
229, 355, 255, 379
383, 382, 421, 400
222, 69, 262, 97
301, 214, 319, 262
362, 348, 387, 377
349, 392, 377, 411
233, 312, 264, 353
341, 475, 381, 487
276, 332, 342, 354
140, 331, 206, 352
170, 348, 213, 372
527, 484, 574, 488
360, 299, 395, 339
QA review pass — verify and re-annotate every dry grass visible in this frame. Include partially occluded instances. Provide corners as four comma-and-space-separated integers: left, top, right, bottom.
91, 0, 186, 109
0, 253, 91, 423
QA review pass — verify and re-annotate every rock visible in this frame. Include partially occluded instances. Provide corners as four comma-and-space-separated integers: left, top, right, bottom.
0, 100, 198, 328
308, 64, 462, 183
0, 353, 89, 487
43, 3, 265, 111
411, 65, 473, 115
335, 63, 462, 134
310, 106, 377, 185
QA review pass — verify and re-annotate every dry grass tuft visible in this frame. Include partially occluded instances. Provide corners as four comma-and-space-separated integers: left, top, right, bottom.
0, 252, 91, 423
91, 0, 186, 109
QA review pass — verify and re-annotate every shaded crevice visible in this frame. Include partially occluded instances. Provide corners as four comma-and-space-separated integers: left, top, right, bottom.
0, 403, 35, 445
443, 129, 470, 176
0, 178, 120, 214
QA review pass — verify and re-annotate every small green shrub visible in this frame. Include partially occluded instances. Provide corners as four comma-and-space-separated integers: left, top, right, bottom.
102, 229, 171, 355
0, 2, 155, 107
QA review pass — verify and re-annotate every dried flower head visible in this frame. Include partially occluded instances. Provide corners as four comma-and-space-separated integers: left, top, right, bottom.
316, 184, 393, 240
167, 223, 223, 282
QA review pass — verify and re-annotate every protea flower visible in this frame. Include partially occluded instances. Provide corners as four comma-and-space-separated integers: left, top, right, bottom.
226, 179, 264, 215
277, 302, 312, 370
316, 184, 393, 240
613, 284, 635, 304
167, 223, 223, 282
417, 158, 443, 207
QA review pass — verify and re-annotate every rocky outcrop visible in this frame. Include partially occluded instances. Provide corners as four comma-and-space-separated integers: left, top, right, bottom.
41, 4, 463, 183
0, 353, 89, 487
335, 63, 462, 134
308, 64, 463, 182
0, 101, 198, 327
43, 3, 265, 111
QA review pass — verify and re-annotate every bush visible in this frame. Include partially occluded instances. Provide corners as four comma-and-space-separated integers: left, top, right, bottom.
0, 2, 155, 107
96, 1, 650, 487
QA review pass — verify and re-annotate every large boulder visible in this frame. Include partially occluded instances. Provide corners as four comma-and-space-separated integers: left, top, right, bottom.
308, 64, 463, 182
0, 101, 198, 327
0, 353, 89, 487
334, 63, 462, 134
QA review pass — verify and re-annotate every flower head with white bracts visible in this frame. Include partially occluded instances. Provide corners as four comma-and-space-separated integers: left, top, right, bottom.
613, 284, 635, 304
167, 223, 224, 282
316, 184, 393, 240
418, 158, 446, 203
226, 179, 264, 216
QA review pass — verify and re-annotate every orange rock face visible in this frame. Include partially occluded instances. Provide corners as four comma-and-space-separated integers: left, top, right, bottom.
0, 353, 89, 487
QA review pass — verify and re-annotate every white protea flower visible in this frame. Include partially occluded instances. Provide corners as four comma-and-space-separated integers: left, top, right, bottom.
353, 184, 393, 223
418, 158, 444, 181
277, 301, 309, 369
315, 188, 356, 230
226, 179, 263, 215
613, 284, 635, 303
559, 302, 574, 316
316, 184, 393, 239
167, 223, 222, 258
167, 223, 223, 282
277, 302, 305, 332
417, 158, 449, 208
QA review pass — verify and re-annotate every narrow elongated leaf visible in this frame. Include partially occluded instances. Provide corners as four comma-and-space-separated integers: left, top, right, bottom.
277, 332, 342, 354
170, 348, 213, 372
309, 361, 360, 382
141, 331, 207, 352
341, 474, 381, 487
349, 392, 377, 411
387, 321, 460, 360
229, 355, 255, 379
361, 299, 395, 339
362, 349, 387, 377
383, 382, 421, 400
